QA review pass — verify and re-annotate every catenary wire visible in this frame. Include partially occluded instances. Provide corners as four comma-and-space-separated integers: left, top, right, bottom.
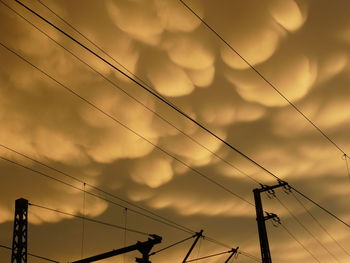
178, 0, 349, 159
0, 41, 254, 208
0, 244, 61, 263
0, 142, 192, 234
275, 195, 341, 263
279, 224, 321, 263
0, 40, 260, 258
291, 191, 350, 258
35, 0, 153, 90
0, 155, 192, 234
238, 251, 262, 262
0, 0, 259, 187
0, 4, 266, 261
12, 0, 350, 230
0, 156, 259, 259
1, 2, 342, 262
29, 203, 150, 236
185, 250, 232, 262
150, 234, 196, 256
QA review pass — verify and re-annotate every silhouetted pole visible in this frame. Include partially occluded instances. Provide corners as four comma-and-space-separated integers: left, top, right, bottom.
224, 247, 239, 263
253, 181, 288, 263
11, 198, 28, 263
182, 230, 203, 263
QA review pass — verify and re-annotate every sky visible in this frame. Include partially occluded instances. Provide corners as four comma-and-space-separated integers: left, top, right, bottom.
1, 0, 350, 262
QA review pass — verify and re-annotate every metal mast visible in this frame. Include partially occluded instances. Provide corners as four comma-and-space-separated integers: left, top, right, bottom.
11, 198, 28, 263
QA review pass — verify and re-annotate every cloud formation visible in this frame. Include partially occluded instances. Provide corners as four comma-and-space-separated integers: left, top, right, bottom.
1, 0, 350, 262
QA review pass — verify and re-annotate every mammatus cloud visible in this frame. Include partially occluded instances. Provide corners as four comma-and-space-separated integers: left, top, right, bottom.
1, 0, 350, 262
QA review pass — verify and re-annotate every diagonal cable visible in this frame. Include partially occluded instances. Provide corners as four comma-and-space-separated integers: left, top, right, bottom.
275, 195, 341, 263
178, 0, 349, 158
12, 0, 350, 230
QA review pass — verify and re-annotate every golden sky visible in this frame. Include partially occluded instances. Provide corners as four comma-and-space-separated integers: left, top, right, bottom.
1, 0, 350, 262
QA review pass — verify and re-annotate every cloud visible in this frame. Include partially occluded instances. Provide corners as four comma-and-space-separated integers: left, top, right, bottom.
130, 155, 173, 188
146, 55, 195, 97
269, 0, 307, 32
106, 0, 164, 45
1, 0, 350, 262
226, 50, 317, 107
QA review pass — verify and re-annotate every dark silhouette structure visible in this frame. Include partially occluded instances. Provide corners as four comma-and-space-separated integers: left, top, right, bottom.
182, 230, 203, 263
71, 235, 162, 263
253, 181, 288, 263
11, 198, 28, 263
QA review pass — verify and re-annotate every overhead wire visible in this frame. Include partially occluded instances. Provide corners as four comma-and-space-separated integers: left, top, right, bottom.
29, 203, 151, 236
0, 0, 260, 189
291, 191, 350, 258
274, 195, 341, 263
0, 1, 266, 262
0, 143, 259, 258
0, 155, 192, 234
0, 155, 259, 259
2, 1, 342, 262
185, 250, 233, 262
0, 39, 260, 260
0, 244, 61, 263
279, 224, 321, 263
178, 0, 349, 159
150, 235, 196, 256
238, 251, 262, 262
0, 143, 192, 234
0, 41, 255, 208
35, 0, 153, 90
12, 0, 350, 230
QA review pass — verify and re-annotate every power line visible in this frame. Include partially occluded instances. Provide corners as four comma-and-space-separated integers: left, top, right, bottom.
178, 0, 349, 159
238, 251, 262, 262
291, 192, 350, 258
0, 143, 191, 233
1, 2, 344, 260
150, 234, 195, 256
0, 144, 260, 259
0, 41, 254, 208
275, 195, 341, 263
29, 203, 151, 236
0, 143, 192, 234
0, 156, 260, 259
279, 224, 321, 263
0, 155, 192, 234
0, 38, 259, 257
35, 0, 153, 90
0, 0, 259, 187
12, 0, 350, 230
0, 244, 61, 263
185, 250, 232, 262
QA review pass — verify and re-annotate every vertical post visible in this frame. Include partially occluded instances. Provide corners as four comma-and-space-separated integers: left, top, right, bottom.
253, 190, 272, 263
11, 198, 28, 263
253, 181, 287, 263
182, 230, 203, 263
224, 247, 239, 263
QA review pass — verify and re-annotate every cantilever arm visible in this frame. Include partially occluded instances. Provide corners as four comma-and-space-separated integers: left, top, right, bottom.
71, 235, 162, 263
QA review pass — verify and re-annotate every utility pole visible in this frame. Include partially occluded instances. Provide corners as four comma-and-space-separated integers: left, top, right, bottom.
253, 181, 288, 263
11, 198, 29, 263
